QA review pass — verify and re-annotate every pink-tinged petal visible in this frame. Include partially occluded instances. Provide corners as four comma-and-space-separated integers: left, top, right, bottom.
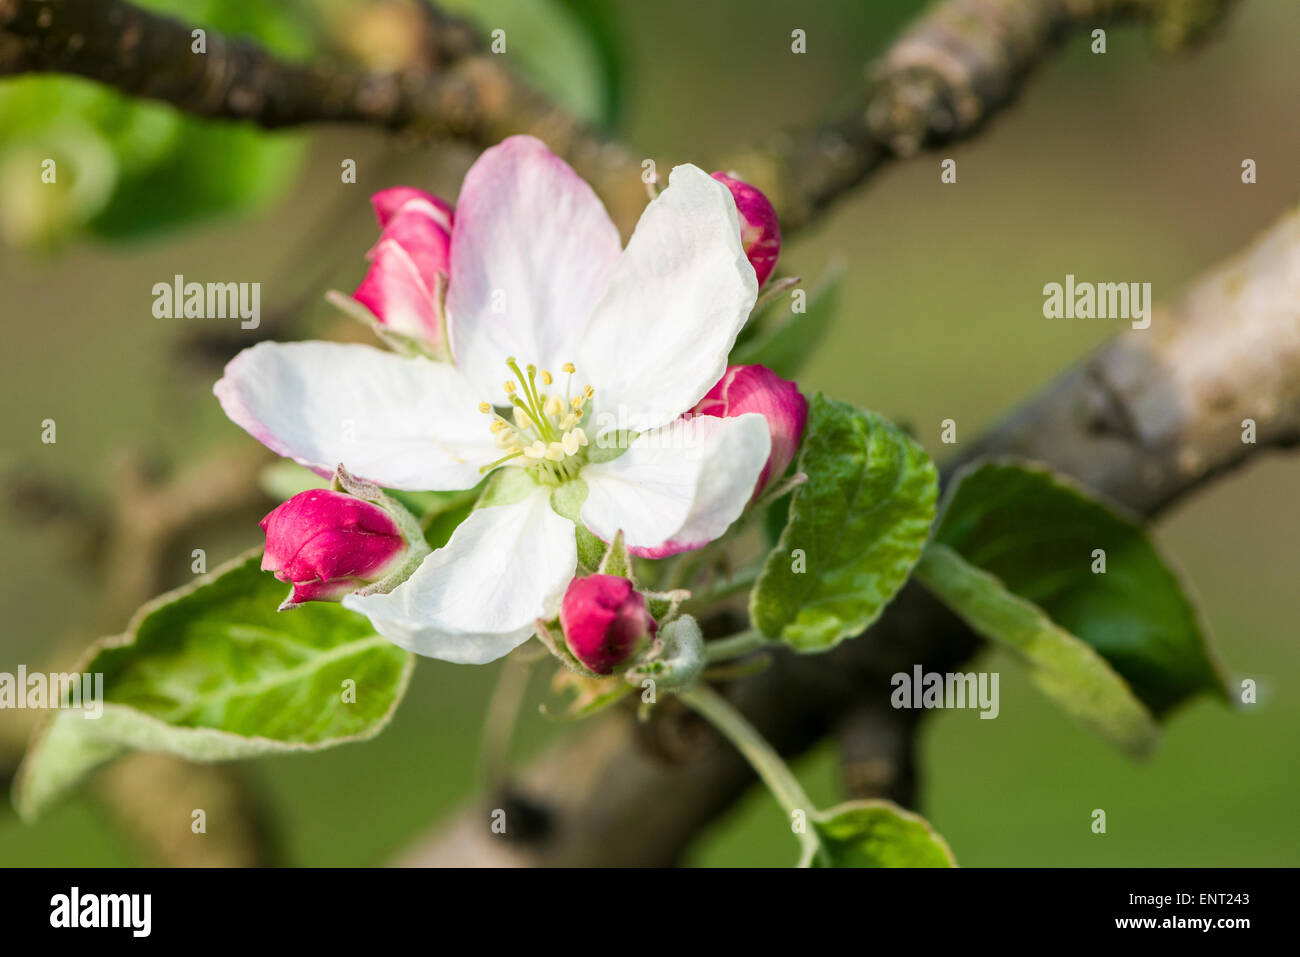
579, 412, 770, 557
369, 205, 452, 287
694, 364, 808, 494
344, 487, 577, 663
372, 186, 453, 231
214, 341, 496, 491
446, 135, 622, 403
353, 238, 441, 345
711, 173, 781, 285
260, 489, 410, 606
560, 574, 655, 674
579, 165, 758, 436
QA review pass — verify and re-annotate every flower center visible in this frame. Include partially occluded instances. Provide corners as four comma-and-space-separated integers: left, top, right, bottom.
478, 357, 592, 484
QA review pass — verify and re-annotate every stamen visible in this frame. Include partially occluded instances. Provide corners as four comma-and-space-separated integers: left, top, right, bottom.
541, 369, 554, 385
562, 362, 575, 374
478, 402, 491, 414
479, 449, 523, 473
545, 442, 566, 462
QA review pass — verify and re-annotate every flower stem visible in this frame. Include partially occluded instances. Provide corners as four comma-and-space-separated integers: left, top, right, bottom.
678, 683, 821, 862
687, 564, 762, 609
704, 628, 770, 663
479, 649, 533, 790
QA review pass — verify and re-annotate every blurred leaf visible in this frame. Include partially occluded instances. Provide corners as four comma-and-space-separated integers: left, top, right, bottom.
731, 267, 841, 379
439, 0, 618, 125
0, 0, 311, 247
931, 460, 1230, 716
750, 396, 937, 651
553, 0, 629, 127
914, 543, 1160, 759
801, 800, 956, 868
14, 550, 413, 820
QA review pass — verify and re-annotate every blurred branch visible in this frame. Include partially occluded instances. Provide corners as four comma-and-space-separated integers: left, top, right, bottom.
0, 0, 1238, 235
400, 202, 1300, 866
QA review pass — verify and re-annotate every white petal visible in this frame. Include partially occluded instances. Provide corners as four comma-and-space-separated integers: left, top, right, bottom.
215, 341, 494, 491
344, 488, 577, 664
580, 413, 770, 558
447, 136, 623, 402
578, 165, 758, 435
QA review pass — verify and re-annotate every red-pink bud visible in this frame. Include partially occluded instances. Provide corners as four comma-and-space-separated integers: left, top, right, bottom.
353, 186, 453, 352
260, 489, 411, 606
694, 364, 808, 497
711, 172, 781, 285
559, 575, 657, 675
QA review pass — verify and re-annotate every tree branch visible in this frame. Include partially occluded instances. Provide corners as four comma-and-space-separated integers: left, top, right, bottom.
0, 0, 1237, 235
399, 202, 1300, 867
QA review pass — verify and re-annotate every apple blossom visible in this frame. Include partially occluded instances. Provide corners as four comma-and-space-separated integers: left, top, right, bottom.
560, 574, 657, 674
694, 364, 808, 497
710, 172, 781, 285
216, 135, 771, 664
352, 186, 454, 356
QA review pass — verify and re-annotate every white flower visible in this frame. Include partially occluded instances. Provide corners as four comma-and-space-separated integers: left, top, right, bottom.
215, 136, 770, 664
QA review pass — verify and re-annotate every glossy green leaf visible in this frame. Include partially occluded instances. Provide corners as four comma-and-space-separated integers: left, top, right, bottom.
932, 460, 1229, 716
914, 544, 1160, 758
15, 550, 413, 819
750, 396, 937, 652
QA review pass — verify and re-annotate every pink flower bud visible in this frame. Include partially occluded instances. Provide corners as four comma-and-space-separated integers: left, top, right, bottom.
694, 364, 808, 496
353, 186, 454, 353
559, 575, 657, 675
260, 489, 411, 606
711, 172, 781, 285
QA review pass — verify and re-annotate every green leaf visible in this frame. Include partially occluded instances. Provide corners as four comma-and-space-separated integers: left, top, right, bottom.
750, 396, 937, 652
932, 460, 1229, 716
14, 550, 413, 819
0, 0, 310, 246
914, 544, 1160, 759
439, 0, 614, 125
730, 267, 841, 378
801, 800, 956, 868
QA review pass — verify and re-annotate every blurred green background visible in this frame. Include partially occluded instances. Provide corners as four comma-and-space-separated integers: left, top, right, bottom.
2, 0, 1298, 866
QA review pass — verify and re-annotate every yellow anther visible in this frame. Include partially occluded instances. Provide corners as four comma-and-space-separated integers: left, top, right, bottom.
494, 432, 518, 450
541, 370, 553, 385
513, 406, 532, 430
560, 413, 578, 430
571, 395, 585, 411
583, 385, 595, 399
478, 402, 492, 414
545, 396, 563, 417
503, 381, 516, 394
490, 419, 508, 433
562, 362, 576, 374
